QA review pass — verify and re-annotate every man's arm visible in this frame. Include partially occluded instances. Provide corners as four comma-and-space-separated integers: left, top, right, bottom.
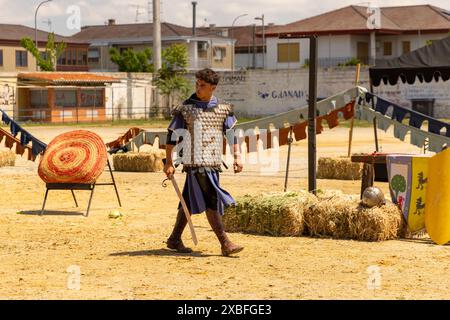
232, 142, 243, 174
164, 144, 175, 178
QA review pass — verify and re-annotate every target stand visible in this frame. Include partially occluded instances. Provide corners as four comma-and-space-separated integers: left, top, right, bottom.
40, 159, 122, 217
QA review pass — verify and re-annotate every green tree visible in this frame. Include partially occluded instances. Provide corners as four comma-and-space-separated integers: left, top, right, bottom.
391, 174, 406, 200
20, 33, 66, 71
154, 44, 191, 113
109, 47, 154, 72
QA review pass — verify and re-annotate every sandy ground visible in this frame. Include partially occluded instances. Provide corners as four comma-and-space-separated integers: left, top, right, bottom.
0, 124, 449, 300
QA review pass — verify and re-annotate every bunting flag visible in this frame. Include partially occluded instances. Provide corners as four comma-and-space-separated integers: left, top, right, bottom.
0, 109, 46, 160
119, 86, 363, 154
364, 92, 450, 137
0, 128, 37, 162
356, 98, 450, 153
106, 127, 143, 152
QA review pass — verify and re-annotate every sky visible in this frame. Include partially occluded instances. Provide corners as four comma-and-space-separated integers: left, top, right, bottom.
0, 0, 448, 36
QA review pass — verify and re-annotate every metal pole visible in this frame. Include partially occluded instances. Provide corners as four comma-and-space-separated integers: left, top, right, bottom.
34, 0, 52, 71
262, 14, 265, 69
192, 2, 197, 36
255, 14, 265, 68
308, 35, 318, 195
153, 0, 162, 118
144, 86, 147, 120
231, 14, 248, 73
111, 87, 114, 124
252, 24, 256, 69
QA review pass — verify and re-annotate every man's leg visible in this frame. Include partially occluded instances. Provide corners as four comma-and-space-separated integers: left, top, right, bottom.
205, 208, 244, 256
167, 207, 193, 253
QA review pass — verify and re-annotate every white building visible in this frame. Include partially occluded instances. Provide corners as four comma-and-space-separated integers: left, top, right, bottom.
70, 20, 235, 72
264, 4, 450, 69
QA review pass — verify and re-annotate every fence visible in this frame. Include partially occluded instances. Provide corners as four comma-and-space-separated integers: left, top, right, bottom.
1, 82, 176, 124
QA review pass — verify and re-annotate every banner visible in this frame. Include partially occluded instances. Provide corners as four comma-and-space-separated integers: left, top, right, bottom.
387, 154, 432, 233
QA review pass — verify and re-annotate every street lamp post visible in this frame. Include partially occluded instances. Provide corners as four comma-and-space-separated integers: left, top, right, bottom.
255, 14, 265, 69
35, 0, 52, 70
231, 13, 248, 72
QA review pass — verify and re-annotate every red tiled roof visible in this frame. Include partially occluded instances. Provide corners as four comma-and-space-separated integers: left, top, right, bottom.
71, 22, 223, 41
18, 73, 121, 84
265, 5, 450, 36
0, 24, 87, 44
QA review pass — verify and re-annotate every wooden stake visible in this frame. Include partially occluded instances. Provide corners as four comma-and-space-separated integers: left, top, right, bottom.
348, 63, 361, 157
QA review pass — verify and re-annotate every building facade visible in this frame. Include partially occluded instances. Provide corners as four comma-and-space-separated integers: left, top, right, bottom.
70, 20, 234, 72
16, 73, 120, 123
264, 5, 450, 69
0, 24, 89, 73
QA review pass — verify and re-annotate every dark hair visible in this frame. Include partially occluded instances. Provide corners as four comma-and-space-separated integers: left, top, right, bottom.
195, 68, 220, 85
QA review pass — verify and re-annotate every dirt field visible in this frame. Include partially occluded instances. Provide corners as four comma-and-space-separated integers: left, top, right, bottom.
0, 124, 449, 300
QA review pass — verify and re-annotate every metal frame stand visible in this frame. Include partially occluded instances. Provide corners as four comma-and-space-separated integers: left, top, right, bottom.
40, 159, 122, 217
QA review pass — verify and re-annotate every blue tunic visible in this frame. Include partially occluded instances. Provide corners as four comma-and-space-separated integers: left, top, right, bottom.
167, 94, 237, 215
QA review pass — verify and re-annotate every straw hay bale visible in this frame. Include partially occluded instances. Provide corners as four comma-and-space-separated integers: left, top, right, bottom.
304, 192, 405, 241
225, 188, 405, 241
113, 151, 165, 172
0, 150, 15, 168
224, 191, 318, 236
317, 157, 362, 180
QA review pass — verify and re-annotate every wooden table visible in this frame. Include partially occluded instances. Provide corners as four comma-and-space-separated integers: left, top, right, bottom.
351, 153, 388, 199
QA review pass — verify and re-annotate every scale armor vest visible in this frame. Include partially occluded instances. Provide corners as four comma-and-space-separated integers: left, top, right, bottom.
173, 103, 232, 168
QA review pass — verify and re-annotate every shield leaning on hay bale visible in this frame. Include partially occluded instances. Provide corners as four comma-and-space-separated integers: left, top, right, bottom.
317, 157, 362, 180
0, 150, 16, 168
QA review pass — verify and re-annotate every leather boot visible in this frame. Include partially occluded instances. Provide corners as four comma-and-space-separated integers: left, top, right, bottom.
167, 208, 193, 253
206, 209, 244, 256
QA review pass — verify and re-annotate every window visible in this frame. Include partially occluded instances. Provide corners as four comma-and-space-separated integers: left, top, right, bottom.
77, 49, 87, 65
197, 42, 208, 59
80, 89, 103, 107
15, 50, 28, 67
383, 42, 392, 56
88, 48, 100, 63
30, 89, 48, 108
0, 50, 3, 66
58, 50, 66, 65
69, 48, 77, 65
277, 43, 300, 63
66, 49, 72, 65
213, 47, 226, 61
402, 41, 410, 54
40, 51, 47, 61
55, 89, 77, 108
57, 48, 88, 66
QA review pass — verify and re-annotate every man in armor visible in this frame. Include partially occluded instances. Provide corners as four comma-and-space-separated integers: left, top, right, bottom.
164, 68, 244, 256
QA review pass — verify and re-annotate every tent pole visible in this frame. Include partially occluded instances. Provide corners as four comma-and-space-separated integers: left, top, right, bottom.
347, 63, 361, 157
308, 35, 318, 195
370, 80, 379, 152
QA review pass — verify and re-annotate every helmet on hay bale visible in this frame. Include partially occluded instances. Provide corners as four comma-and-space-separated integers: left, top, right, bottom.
361, 187, 386, 208
38, 130, 107, 184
